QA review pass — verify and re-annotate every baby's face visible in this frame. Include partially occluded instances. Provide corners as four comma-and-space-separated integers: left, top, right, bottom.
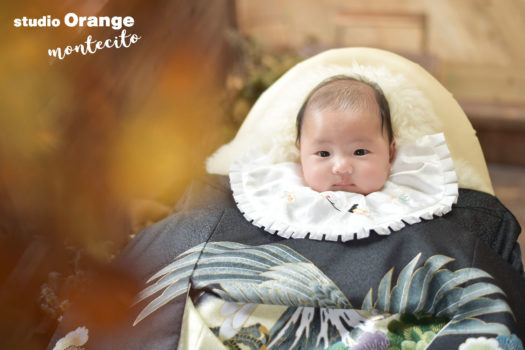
298, 106, 395, 195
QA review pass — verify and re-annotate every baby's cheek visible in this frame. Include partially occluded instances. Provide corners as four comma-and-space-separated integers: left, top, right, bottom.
363, 163, 388, 187
302, 163, 319, 186
306, 164, 331, 191
311, 167, 328, 188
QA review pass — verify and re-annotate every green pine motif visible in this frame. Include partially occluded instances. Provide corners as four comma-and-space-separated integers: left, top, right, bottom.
386, 314, 447, 349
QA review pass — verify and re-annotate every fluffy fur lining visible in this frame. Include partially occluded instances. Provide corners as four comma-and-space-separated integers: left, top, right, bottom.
207, 63, 442, 171
205, 49, 489, 195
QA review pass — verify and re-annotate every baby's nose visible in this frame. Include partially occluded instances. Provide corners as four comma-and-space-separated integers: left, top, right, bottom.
333, 157, 353, 174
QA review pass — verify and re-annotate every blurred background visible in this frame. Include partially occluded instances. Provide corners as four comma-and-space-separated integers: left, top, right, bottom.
1, 0, 524, 348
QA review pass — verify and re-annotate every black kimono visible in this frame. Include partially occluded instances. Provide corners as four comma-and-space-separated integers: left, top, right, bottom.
49, 175, 525, 350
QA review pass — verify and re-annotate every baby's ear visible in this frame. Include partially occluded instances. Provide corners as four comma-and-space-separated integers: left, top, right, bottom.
296, 139, 301, 150
389, 138, 396, 163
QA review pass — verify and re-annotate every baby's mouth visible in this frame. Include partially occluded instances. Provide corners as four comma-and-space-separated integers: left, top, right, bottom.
333, 183, 355, 188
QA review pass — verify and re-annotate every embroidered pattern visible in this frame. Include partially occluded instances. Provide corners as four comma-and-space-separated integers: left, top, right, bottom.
136, 242, 517, 349
323, 195, 367, 215
351, 206, 368, 215
324, 195, 341, 212
284, 191, 296, 202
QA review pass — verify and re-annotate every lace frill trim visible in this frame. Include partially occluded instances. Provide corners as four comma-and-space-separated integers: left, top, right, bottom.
230, 133, 458, 242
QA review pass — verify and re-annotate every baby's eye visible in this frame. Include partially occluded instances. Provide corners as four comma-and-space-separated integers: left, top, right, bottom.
354, 149, 369, 156
317, 151, 330, 157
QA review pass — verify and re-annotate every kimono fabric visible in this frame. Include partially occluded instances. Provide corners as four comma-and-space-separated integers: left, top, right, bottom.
48, 176, 525, 350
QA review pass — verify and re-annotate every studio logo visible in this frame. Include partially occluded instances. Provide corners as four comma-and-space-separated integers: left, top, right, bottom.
13, 13, 142, 61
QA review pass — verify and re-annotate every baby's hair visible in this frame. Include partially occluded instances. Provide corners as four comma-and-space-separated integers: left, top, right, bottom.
296, 75, 393, 143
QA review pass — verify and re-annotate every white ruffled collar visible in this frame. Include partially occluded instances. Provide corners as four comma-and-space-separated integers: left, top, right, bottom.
229, 133, 458, 242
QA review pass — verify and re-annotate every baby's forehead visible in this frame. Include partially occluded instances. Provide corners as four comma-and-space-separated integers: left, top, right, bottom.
306, 79, 380, 114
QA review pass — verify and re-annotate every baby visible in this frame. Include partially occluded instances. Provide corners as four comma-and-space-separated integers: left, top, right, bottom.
296, 76, 396, 195
229, 74, 457, 241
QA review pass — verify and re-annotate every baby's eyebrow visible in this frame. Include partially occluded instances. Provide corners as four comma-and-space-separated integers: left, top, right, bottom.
311, 138, 331, 144
351, 138, 372, 143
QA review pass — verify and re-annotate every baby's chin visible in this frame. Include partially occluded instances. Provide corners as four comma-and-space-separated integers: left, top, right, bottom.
332, 187, 371, 195
312, 183, 381, 195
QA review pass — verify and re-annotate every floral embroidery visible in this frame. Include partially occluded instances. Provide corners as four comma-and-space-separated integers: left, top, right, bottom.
285, 191, 296, 202
52, 326, 88, 350
351, 207, 368, 215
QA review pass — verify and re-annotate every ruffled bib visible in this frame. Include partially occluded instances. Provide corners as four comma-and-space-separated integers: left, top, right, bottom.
229, 133, 458, 242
